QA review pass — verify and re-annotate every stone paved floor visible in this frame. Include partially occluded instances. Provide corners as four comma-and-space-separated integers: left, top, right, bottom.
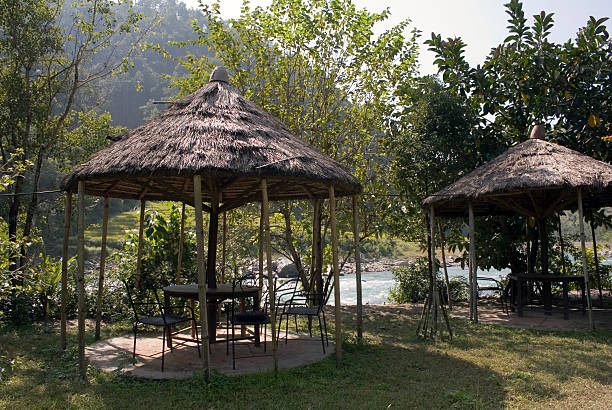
86, 327, 333, 380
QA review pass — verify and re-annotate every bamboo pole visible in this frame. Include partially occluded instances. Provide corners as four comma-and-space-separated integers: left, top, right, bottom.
193, 175, 211, 381
135, 199, 146, 288
429, 207, 439, 336
261, 179, 278, 372
329, 185, 342, 368
558, 214, 566, 275
312, 199, 323, 293
468, 202, 478, 323
258, 205, 264, 289
352, 195, 363, 340
177, 203, 185, 282
221, 211, 227, 283
589, 214, 603, 303
77, 181, 86, 379
60, 193, 72, 350
437, 220, 452, 309
577, 189, 594, 331
94, 197, 109, 340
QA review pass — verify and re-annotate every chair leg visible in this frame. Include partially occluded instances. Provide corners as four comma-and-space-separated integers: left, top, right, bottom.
232, 318, 236, 370
318, 315, 325, 354
226, 306, 230, 356
161, 326, 166, 372
194, 317, 201, 358
133, 324, 138, 360
308, 316, 313, 337
322, 309, 329, 346
285, 312, 290, 344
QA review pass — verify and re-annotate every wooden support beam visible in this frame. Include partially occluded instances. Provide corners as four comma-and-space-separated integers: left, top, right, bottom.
261, 179, 278, 372
194, 175, 211, 382
312, 199, 323, 293
135, 199, 146, 288
577, 188, 594, 330
60, 193, 72, 350
177, 203, 185, 282
438, 219, 452, 310
468, 202, 478, 324
429, 207, 441, 336
221, 211, 227, 283
258, 204, 264, 290
329, 185, 342, 368
352, 195, 363, 340
77, 181, 86, 379
206, 190, 219, 288
95, 197, 109, 340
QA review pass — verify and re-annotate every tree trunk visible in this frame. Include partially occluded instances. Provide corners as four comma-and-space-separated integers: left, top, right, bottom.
281, 202, 309, 289
589, 215, 603, 303
537, 218, 549, 275
20, 148, 45, 267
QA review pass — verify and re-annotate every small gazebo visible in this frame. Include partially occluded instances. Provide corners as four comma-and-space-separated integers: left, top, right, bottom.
60, 67, 364, 380
423, 125, 612, 330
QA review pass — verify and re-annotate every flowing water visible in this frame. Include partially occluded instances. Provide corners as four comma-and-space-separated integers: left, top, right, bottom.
338, 258, 612, 305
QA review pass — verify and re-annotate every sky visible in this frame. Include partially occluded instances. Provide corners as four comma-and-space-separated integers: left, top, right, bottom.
182, 0, 612, 75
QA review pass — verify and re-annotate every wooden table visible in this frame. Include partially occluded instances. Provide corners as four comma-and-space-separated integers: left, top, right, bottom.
163, 283, 261, 347
508, 274, 585, 319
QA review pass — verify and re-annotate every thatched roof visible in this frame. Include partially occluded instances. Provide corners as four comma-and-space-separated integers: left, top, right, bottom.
61, 68, 362, 207
423, 133, 612, 218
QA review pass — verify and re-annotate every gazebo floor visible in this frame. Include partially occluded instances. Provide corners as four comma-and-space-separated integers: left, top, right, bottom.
86, 328, 333, 379
450, 302, 612, 331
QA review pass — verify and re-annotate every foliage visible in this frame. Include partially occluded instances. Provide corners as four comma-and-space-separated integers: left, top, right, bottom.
159, 0, 420, 287
388, 257, 467, 304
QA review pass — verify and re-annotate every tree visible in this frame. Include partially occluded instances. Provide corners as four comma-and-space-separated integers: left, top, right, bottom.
162, 0, 420, 288
0, 0, 143, 271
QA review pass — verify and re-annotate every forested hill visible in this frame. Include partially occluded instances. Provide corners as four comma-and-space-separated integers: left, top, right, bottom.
83, 0, 212, 129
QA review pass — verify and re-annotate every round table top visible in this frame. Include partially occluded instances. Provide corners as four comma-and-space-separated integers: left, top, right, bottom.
163, 283, 261, 298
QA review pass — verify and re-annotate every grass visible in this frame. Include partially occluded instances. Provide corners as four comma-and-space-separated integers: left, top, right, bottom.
1, 306, 611, 409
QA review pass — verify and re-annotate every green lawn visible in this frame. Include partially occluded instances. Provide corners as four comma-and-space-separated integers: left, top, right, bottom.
1, 306, 611, 409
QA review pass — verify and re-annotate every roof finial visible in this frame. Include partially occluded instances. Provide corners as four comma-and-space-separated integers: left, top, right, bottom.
530, 124, 546, 140
209, 66, 229, 83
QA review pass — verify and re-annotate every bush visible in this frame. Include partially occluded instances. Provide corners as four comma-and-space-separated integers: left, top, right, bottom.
388, 257, 468, 304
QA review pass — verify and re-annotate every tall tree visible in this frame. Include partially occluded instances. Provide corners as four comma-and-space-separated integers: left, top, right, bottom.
162, 0, 419, 286
0, 0, 143, 269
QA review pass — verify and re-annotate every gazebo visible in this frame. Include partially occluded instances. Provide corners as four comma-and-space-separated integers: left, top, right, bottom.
60, 67, 364, 380
423, 125, 612, 330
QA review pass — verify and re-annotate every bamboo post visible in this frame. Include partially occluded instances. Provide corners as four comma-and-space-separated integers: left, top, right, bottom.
558, 214, 566, 275
76, 181, 86, 379
193, 175, 211, 381
60, 193, 72, 350
135, 199, 146, 288
329, 185, 342, 368
437, 220, 452, 309
177, 203, 185, 282
429, 207, 439, 336
352, 195, 363, 340
312, 199, 323, 293
258, 205, 264, 289
589, 213, 603, 303
261, 179, 278, 372
94, 197, 109, 340
221, 211, 227, 283
577, 189, 594, 331
468, 202, 478, 323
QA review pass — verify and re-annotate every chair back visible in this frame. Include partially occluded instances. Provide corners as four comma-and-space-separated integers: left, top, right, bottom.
122, 278, 164, 322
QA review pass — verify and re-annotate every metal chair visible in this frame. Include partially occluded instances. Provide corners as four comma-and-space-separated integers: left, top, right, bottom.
477, 276, 508, 313
277, 272, 332, 353
123, 279, 200, 371
225, 274, 272, 370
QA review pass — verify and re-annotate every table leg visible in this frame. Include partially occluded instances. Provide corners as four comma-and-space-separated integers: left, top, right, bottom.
164, 292, 173, 349
208, 301, 217, 343
580, 279, 586, 316
517, 280, 523, 317
254, 294, 260, 346
563, 281, 569, 320
190, 299, 196, 338
543, 280, 552, 315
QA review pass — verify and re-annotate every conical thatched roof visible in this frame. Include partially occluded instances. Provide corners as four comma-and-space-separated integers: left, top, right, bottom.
423, 134, 612, 217
62, 68, 361, 206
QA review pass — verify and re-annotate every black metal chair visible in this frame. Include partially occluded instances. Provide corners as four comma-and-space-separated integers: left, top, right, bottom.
277, 272, 331, 353
477, 276, 508, 314
123, 279, 200, 371
225, 274, 272, 370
